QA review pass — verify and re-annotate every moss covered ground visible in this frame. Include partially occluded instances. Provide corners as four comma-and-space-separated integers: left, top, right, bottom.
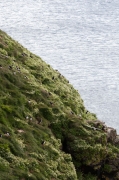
0, 30, 119, 180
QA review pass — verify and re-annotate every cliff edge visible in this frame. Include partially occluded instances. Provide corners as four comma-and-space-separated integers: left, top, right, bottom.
0, 30, 119, 180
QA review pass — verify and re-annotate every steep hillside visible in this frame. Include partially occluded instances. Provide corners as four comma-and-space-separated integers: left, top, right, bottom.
0, 30, 119, 180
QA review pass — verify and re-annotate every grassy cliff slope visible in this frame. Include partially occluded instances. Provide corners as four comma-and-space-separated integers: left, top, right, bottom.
0, 30, 119, 180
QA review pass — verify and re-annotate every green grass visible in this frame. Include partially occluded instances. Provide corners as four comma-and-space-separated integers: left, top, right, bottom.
0, 29, 119, 180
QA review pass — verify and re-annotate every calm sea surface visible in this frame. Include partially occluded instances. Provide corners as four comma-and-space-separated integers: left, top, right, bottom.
0, 0, 119, 133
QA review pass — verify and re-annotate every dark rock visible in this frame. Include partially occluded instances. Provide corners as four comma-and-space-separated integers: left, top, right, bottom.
106, 156, 119, 173
116, 172, 119, 180
107, 127, 117, 143
115, 135, 119, 145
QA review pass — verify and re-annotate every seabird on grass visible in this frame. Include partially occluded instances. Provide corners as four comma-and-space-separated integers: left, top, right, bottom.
26, 116, 29, 120
41, 140, 46, 145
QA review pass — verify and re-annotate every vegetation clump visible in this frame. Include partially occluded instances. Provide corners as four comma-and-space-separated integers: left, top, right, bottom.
0, 30, 119, 179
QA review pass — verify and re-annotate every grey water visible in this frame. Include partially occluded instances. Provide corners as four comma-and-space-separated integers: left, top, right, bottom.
0, 0, 119, 133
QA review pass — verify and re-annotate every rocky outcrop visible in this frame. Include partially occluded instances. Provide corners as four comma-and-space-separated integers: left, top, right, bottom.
58, 119, 119, 179
107, 127, 117, 143
115, 135, 119, 145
